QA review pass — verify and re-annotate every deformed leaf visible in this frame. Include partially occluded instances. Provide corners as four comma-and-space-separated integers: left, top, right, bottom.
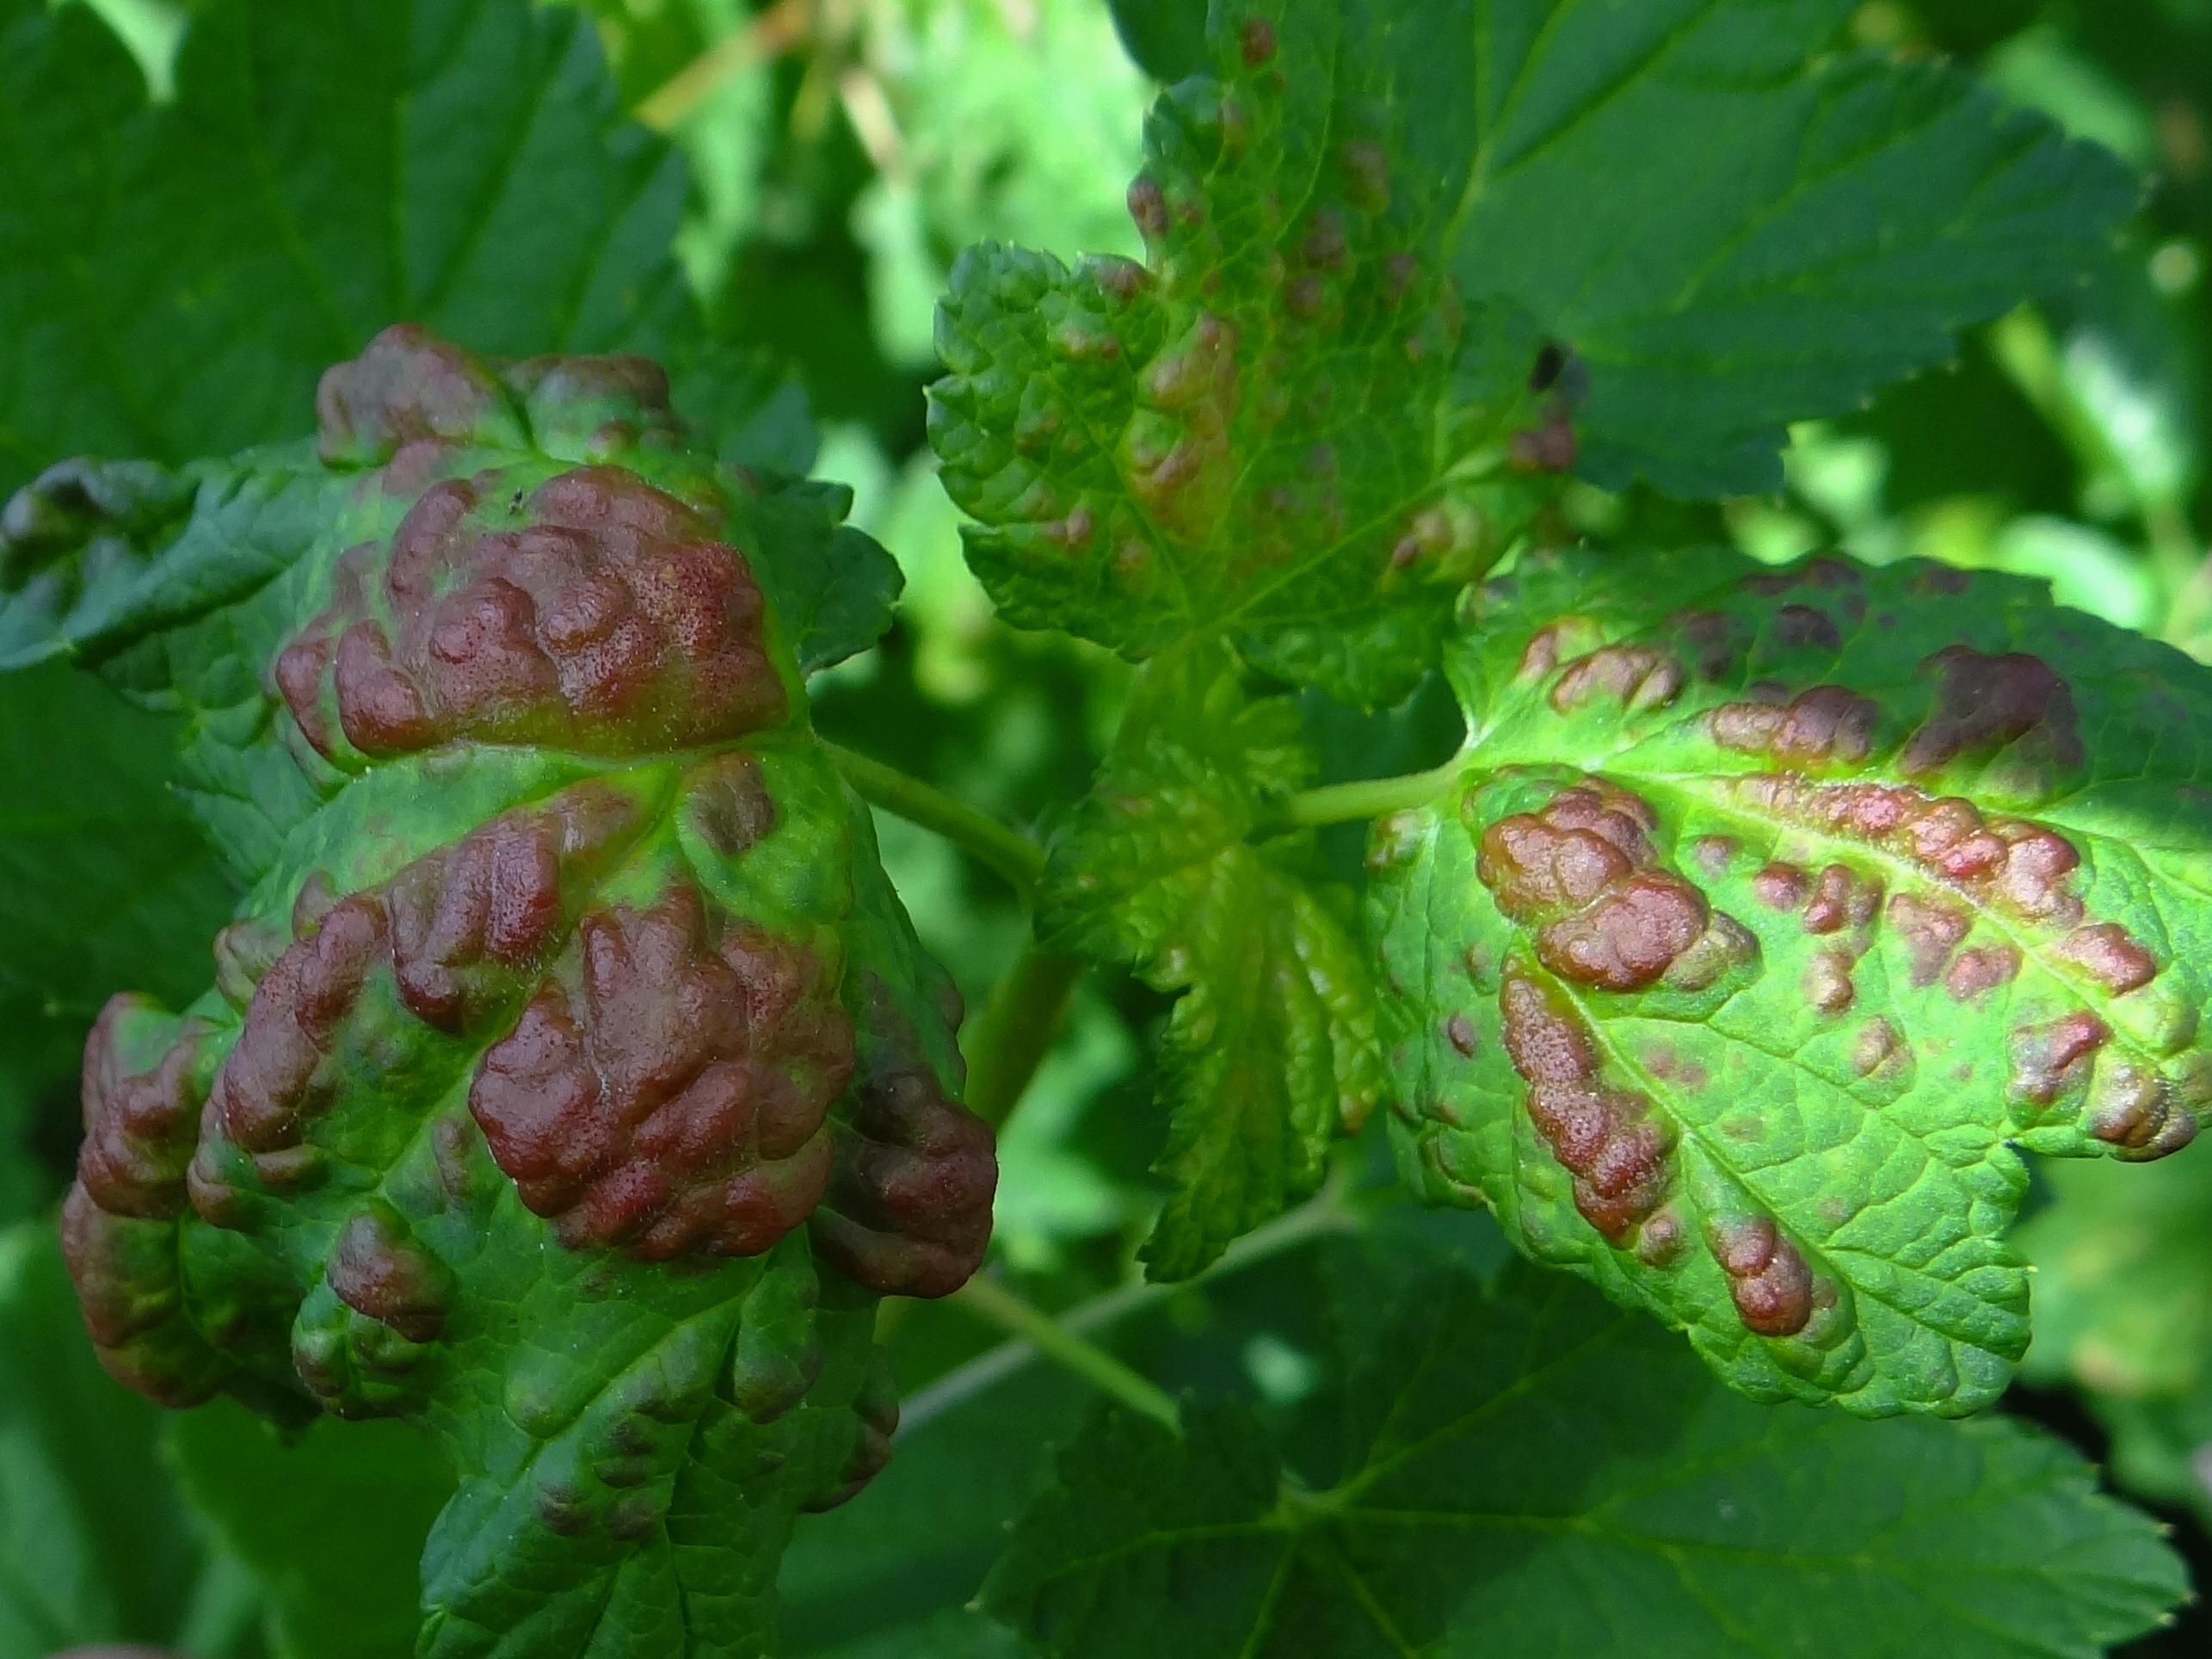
930, 0, 2129, 703
1374, 546, 2212, 1415
48, 328, 997, 1658
1041, 645, 1383, 1279
986, 1257, 2186, 1658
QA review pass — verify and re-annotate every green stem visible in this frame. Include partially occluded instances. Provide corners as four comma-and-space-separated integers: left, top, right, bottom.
949, 1275, 1181, 1430
821, 740, 1046, 898
1269, 759, 1463, 830
961, 942, 1084, 1130
903, 1175, 1360, 1436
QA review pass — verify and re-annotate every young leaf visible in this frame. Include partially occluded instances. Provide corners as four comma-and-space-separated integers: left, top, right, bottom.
1373, 546, 2212, 1415
0, 0, 689, 497
986, 1261, 2185, 1659
929, 0, 2129, 705
1040, 645, 1383, 1279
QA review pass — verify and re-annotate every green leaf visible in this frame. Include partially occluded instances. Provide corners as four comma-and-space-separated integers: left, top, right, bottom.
2015, 1143, 2212, 1527
1106, 0, 1209, 83
736, 480, 905, 676
2018, 1144, 2212, 1403
169, 1400, 453, 1659
930, 0, 2130, 704
1041, 645, 1383, 1279
1373, 545, 2212, 1415
0, 1220, 203, 1656
985, 1259, 2188, 1659
0, 659, 232, 1041
779, 1356, 1089, 1654
0, 0, 692, 497
48, 330, 998, 1658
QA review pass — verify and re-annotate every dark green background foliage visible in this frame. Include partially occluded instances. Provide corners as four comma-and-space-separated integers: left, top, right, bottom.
6, 0, 2212, 1656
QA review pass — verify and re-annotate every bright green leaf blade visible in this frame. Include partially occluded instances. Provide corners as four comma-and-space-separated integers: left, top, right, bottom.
985, 1263, 2189, 1658
1374, 545, 2212, 1414
0, 1221, 203, 1655
0, 0, 691, 497
169, 1400, 453, 1659
1041, 646, 1383, 1279
929, 0, 2129, 700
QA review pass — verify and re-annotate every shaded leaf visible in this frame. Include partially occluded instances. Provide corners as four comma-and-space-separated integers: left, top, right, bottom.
987, 1261, 2187, 1659
0, 0, 692, 498
0, 1221, 202, 1656
169, 1401, 453, 1659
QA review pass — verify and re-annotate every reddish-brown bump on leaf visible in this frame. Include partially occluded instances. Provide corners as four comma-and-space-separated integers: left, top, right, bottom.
1730, 776, 2123, 967
2055, 922, 2160, 995
1445, 1014, 1480, 1057
1636, 1208, 1686, 1266
1708, 684, 1878, 767
471, 885, 854, 1260
328, 1206, 450, 1343
1536, 873, 1710, 993
77, 1000, 211, 1220
315, 324, 515, 466
2012, 1011, 2110, 1106
1887, 892, 1971, 988
1690, 836, 1737, 877
687, 750, 779, 860
1752, 863, 1812, 911
59, 1183, 225, 1408
281, 466, 788, 762
1946, 945, 2023, 1002
1802, 863, 1882, 934
1706, 1214, 1815, 1336
203, 894, 391, 1163
1852, 1017, 1906, 1078
1668, 609, 1742, 681
809, 982, 997, 1298
1478, 784, 1732, 994
1773, 604, 1844, 652
1498, 971, 1673, 1241
1550, 644, 1684, 713
2086, 1059, 2197, 1158
1806, 949, 1857, 1016
1901, 645, 2085, 780
1742, 556, 1870, 624
1238, 14, 1277, 65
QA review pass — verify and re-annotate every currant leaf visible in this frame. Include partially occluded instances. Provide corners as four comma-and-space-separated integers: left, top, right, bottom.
43, 329, 995, 1659
928, 0, 2129, 704
1371, 546, 2212, 1415
1039, 644, 1383, 1279
986, 1251, 2186, 1657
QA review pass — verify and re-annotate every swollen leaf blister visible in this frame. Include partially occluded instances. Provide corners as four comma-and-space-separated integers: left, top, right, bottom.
27, 328, 995, 1658
1372, 546, 2212, 1415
